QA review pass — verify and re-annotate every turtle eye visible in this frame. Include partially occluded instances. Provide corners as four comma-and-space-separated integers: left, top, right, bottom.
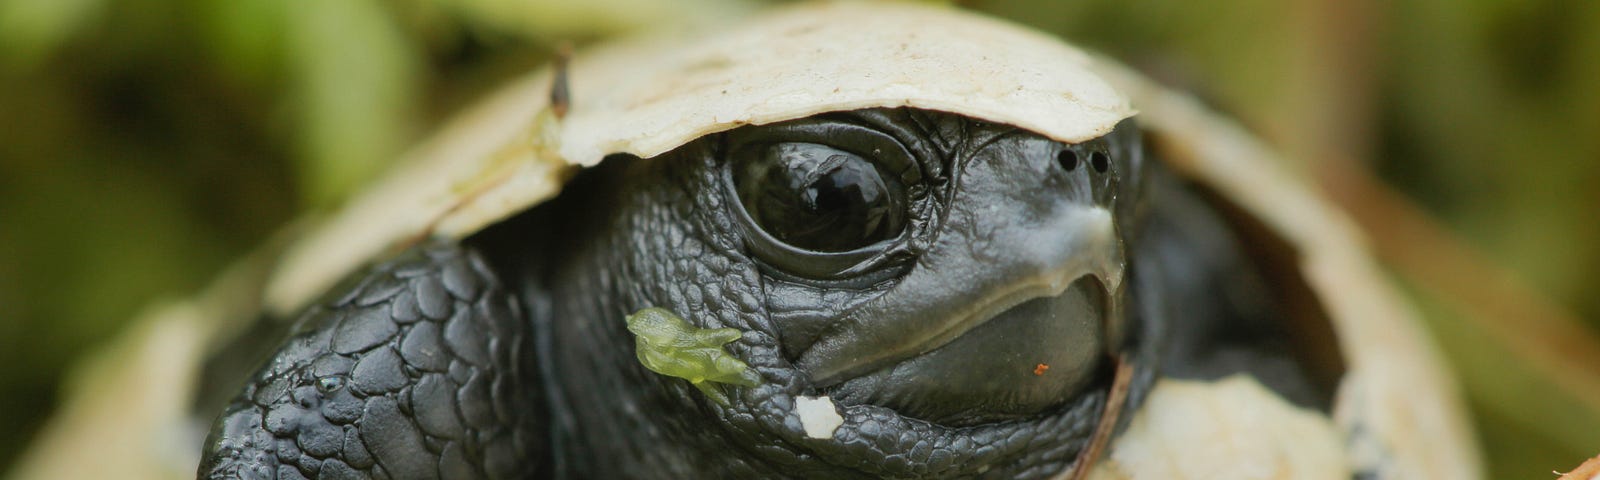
733, 142, 906, 253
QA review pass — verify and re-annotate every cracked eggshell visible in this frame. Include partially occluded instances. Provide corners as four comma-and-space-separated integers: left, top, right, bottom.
1087, 60, 1482, 479
262, 0, 1134, 314
794, 396, 844, 440
1083, 376, 1350, 480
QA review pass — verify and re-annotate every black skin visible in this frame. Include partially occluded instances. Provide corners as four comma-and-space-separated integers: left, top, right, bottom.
198, 108, 1328, 479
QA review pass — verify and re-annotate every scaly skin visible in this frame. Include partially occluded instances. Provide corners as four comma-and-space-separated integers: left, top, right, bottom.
200, 246, 547, 479
200, 108, 1324, 479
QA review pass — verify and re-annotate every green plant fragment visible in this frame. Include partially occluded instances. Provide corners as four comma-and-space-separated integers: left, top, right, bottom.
626, 307, 761, 405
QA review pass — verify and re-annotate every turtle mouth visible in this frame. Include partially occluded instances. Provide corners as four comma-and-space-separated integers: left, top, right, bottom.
736, 268, 1138, 478
794, 206, 1126, 388
825, 274, 1112, 425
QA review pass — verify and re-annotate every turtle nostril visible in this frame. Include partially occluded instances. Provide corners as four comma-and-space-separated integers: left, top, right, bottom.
1057, 150, 1080, 172
1090, 151, 1110, 173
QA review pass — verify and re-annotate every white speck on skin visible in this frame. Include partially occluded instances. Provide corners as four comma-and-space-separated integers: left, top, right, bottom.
795, 395, 844, 439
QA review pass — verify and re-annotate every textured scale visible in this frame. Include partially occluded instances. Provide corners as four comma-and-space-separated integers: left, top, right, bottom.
502, 128, 1163, 479
199, 245, 547, 480
200, 111, 1329, 479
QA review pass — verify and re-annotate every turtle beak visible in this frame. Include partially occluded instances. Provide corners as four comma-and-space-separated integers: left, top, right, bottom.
796, 206, 1123, 384
792, 133, 1127, 424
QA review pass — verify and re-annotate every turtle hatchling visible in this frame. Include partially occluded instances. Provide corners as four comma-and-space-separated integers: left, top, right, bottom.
23, 2, 1486, 479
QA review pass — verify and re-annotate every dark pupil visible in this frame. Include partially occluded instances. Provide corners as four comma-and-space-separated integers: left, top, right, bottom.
736, 143, 901, 252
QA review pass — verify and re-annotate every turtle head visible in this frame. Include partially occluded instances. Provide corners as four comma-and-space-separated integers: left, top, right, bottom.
725, 109, 1143, 425
530, 107, 1151, 477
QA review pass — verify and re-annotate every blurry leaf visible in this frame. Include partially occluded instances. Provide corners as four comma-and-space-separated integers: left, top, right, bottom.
1404, 279, 1600, 478
0, 0, 109, 69
199, 0, 288, 85
286, 0, 422, 207
1385, 0, 1600, 319
434, 0, 761, 39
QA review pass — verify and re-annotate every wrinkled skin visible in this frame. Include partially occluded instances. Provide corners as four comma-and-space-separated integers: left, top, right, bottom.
199, 109, 1324, 479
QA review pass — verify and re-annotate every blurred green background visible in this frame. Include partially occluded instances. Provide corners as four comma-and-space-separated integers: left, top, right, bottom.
0, 0, 1595, 477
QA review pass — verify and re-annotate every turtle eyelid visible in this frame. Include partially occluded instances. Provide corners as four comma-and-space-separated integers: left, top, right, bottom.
723, 119, 923, 186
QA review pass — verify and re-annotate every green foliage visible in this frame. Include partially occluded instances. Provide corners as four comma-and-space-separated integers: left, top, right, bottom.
0, 0, 108, 68
434, 0, 759, 39
285, 0, 420, 207
626, 308, 761, 406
